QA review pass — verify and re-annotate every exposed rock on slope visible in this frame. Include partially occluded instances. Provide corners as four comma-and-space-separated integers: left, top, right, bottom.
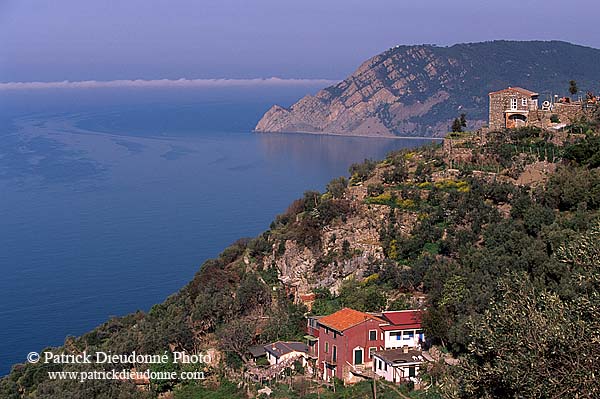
256, 41, 600, 137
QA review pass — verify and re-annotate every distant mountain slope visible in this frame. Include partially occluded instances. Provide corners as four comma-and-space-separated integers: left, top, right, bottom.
255, 40, 600, 137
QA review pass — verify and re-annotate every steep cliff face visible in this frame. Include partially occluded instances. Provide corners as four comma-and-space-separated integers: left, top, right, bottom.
265, 197, 387, 294
264, 185, 418, 296
256, 41, 600, 137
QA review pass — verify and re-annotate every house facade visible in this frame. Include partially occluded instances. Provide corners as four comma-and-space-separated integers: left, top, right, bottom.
305, 307, 426, 383
379, 310, 424, 349
315, 308, 385, 382
488, 87, 539, 130
264, 341, 309, 366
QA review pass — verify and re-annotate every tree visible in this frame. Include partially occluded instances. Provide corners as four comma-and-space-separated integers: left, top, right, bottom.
446, 224, 600, 398
260, 299, 307, 342
326, 177, 348, 199
149, 353, 179, 393
341, 239, 351, 257
338, 279, 386, 312
460, 113, 467, 128
569, 80, 578, 96
349, 159, 377, 183
451, 118, 463, 133
446, 273, 600, 398
217, 318, 254, 363
236, 273, 270, 314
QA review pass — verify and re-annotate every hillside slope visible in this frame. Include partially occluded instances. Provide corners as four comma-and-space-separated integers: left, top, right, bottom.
255, 41, 600, 137
3, 111, 600, 397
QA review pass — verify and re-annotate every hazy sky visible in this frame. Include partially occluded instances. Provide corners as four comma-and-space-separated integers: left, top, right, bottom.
1, 0, 599, 82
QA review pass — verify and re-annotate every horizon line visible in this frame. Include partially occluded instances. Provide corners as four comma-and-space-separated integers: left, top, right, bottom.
0, 77, 340, 91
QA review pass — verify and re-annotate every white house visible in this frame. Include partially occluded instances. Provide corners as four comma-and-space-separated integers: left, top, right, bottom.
379, 310, 424, 349
264, 341, 309, 366
372, 347, 427, 384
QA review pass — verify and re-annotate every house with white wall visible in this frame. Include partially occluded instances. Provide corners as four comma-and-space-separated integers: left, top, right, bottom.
264, 341, 309, 366
372, 347, 427, 384
379, 310, 424, 349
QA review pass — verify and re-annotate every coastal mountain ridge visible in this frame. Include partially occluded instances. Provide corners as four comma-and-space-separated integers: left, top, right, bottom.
255, 40, 600, 137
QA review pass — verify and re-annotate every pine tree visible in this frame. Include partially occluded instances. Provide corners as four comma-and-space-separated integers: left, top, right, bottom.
569, 80, 579, 96
451, 118, 463, 133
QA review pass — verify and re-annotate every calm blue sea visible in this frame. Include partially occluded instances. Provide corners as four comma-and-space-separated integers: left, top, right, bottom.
0, 86, 434, 375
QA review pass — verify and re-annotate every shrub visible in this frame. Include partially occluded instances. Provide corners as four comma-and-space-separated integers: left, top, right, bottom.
367, 183, 384, 197
349, 159, 377, 184
326, 177, 348, 198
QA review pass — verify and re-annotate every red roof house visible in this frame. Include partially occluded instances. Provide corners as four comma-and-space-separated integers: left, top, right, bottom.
316, 308, 385, 382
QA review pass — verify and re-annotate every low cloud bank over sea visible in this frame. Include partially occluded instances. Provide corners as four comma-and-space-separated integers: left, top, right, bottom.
0, 77, 338, 91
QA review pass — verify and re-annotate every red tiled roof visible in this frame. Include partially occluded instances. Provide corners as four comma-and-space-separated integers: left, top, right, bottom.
318, 308, 385, 332
380, 323, 421, 331
489, 87, 539, 97
380, 310, 422, 328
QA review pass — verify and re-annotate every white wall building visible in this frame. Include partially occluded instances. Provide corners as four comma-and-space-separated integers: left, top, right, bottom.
372, 347, 427, 384
383, 328, 424, 349
379, 310, 425, 349
264, 341, 309, 366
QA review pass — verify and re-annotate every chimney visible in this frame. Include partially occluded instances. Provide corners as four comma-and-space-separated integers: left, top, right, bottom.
403, 345, 409, 354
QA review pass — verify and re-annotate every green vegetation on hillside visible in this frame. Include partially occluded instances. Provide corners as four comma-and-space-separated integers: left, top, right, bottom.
2, 108, 600, 398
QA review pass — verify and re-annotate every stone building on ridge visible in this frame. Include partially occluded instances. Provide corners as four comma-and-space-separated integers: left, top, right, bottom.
488, 87, 540, 130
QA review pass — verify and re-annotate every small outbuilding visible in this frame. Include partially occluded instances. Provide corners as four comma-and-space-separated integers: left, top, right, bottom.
248, 345, 267, 360
372, 347, 429, 384
264, 341, 309, 366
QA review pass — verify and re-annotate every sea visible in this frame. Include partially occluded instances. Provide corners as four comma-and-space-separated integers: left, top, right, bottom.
0, 85, 435, 375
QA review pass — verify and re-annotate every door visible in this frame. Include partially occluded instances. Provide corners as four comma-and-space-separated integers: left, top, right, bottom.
354, 348, 363, 365
507, 113, 527, 128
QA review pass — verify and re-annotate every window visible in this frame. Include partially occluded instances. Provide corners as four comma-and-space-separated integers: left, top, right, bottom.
333, 331, 337, 340
384, 362, 388, 371
522, 98, 528, 107
324, 342, 329, 353
332, 346, 337, 362
510, 98, 518, 110
368, 347, 377, 359
408, 366, 416, 378
391, 331, 401, 341
403, 330, 414, 340
369, 330, 377, 341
